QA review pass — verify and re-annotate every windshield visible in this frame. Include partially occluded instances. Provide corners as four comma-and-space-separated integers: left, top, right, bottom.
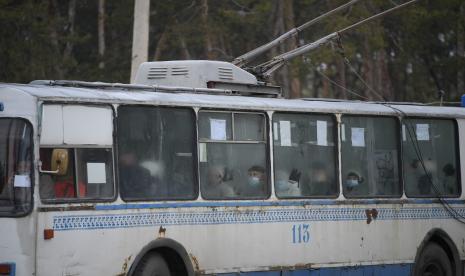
0, 118, 33, 216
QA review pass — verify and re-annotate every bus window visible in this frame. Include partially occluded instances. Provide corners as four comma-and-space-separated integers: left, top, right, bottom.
403, 119, 460, 197
199, 111, 268, 199
117, 106, 197, 201
0, 119, 33, 216
39, 148, 114, 200
341, 116, 401, 197
272, 113, 337, 198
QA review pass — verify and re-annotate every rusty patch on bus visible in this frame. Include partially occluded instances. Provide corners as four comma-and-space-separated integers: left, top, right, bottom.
158, 226, 166, 238
190, 253, 202, 273
117, 255, 132, 276
365, 208, 378, 224
269, 262, 313, 271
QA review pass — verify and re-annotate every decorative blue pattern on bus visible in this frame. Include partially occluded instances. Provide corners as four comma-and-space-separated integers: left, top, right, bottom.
94, 198, 465, 210
53, 206, 465, 231
219, 263, 412, 276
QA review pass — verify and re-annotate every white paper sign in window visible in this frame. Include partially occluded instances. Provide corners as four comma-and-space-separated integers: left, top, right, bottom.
279, 121, 292, 146
416, 124, 430, 141
199, 143, 207, 162
87, 163, 106, 184
351, 127, 365, 147
63, 106, 113, 145
210, 119, 227, 140
14, 175, 31, 187
316, 120, 328, 146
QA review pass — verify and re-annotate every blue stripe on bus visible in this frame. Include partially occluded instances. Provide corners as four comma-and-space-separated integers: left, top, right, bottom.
53, 205, 465, 231
95, 198, 465, 211
220, 263, 412, 276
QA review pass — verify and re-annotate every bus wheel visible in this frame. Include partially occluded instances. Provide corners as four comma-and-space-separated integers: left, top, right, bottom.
415, 242, 452, 276
134, 252, 171, 276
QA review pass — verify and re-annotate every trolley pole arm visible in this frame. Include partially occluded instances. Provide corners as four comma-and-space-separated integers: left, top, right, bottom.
254, 0, 420, 79
232, 0, 361, 68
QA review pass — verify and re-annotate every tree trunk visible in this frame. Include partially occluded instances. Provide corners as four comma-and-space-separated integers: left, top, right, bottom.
130, 0, 150, 83
337, 58, 347, 99
201, 0, 215, 60
98, 0, 105, 69
154, 28, 169, 61
48, 0, 63, 79
63, 0, 76, 63
457, 3, 465, 100
283, 0, 301, 99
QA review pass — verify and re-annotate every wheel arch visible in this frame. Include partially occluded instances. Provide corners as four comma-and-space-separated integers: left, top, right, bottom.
127, 237, 195, 276
413, 228, 462, 276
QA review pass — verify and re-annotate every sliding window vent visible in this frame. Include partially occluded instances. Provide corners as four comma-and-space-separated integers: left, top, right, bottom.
218, 67, 233, 81
147, 67, 168, 79
171, 67, 189, 76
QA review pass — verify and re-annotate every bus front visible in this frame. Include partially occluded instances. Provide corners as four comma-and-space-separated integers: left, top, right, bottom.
0, 86, 37, 276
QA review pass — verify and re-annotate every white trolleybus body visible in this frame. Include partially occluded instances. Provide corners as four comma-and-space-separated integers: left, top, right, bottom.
0, 60, 464, 276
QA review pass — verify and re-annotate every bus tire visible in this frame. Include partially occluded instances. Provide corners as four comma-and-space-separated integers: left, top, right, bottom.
414, 242, 453, 276
134, 252, 171, 276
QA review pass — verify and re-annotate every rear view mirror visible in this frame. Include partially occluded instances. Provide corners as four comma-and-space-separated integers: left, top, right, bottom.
51, 149, 69, 176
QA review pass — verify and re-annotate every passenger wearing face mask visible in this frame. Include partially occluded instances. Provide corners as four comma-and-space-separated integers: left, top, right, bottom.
245, 165, 267, 197
345, 171, 364, 193
275, 170, 301, 197
203, 165, 235, 198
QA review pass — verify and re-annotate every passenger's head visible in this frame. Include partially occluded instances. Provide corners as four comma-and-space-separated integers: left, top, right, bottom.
207, 165, 225, 186
119, 151, 137, 166
345, 171, 363, 190
309, 162, 328, 183
248, 165, 266, 187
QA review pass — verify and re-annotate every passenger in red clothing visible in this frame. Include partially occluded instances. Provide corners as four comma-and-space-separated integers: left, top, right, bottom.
54, 180, 86, 198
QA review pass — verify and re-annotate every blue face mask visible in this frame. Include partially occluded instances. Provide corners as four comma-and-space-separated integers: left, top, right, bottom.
248, 176, 261, 187
346, 179, 359, 188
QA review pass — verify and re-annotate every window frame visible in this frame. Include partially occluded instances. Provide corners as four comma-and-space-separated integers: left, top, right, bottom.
198, 109, 271, 200
39, 145, 117, 204
402, 116, 461, 199
340, 114, 403, 199
0, 117, 34, 217
271, 111, 340, 199
116, 104, 199, 202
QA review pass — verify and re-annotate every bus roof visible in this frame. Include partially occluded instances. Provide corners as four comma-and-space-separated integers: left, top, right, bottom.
1, 82, 465, 119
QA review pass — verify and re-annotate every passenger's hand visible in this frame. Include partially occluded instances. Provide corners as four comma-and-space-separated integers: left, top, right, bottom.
289, 169, 301, 182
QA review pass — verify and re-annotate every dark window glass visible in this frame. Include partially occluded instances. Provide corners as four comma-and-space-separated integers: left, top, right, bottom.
272, 113, 337, 198
39, 148, 114, 200
341, 116, 401, 197
117, 106, 197, 200
199, 111, 268, 199
0, 119, 33, 216
403, 119, 460, 197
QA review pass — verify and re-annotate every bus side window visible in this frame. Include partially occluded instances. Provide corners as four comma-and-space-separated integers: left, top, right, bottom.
403, 119, 459, 197
341, 116, 401, 198
39, 148, 114, 200
117, 106, 197, 201
199, 111, 268, 200
272, 113, 337, 198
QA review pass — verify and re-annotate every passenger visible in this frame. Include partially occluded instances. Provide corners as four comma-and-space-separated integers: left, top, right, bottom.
345, 171, 363, 192
203, 165, 234, 198
306, 162, 332, 196
275, 170, 300, 197
245, 165, 267, 196
11, 160, 32, 210
119, 151, 154, 199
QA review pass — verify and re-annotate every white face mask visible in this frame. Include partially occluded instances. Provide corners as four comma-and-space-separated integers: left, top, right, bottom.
346, 179, 359, 188
248, 176, 261, 187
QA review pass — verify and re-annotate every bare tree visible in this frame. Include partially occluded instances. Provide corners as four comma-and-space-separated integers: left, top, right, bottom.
201, 0, 215, 60
98, 0, 106, 69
